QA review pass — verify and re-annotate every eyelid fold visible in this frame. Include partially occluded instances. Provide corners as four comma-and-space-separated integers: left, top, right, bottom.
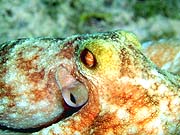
56, 65, 88, 107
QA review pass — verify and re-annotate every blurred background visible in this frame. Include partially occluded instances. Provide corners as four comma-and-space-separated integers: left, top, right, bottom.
0, 0, 180, 43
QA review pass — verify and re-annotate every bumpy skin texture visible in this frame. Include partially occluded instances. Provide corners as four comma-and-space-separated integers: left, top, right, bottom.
143, 40, 180, 75
0, 31, 180, 134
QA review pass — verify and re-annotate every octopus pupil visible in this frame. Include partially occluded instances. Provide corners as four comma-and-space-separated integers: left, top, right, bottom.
70, 93, 76, 104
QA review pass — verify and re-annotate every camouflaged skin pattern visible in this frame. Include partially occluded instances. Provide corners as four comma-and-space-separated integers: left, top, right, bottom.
0, 31, 180, 135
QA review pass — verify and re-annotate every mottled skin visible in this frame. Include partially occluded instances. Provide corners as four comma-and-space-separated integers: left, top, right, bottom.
143, 39, 180, 75
0, 31, 180, 135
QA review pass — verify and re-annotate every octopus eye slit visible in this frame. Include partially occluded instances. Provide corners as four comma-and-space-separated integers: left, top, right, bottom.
80, 48, 97, 68
56, 65, 89, 108
70, 93, 76, 104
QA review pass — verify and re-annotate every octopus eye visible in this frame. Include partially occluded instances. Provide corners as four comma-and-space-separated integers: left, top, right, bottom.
62, 81, 88, 107
80, 48, 96, 68
56, 66, 88, 107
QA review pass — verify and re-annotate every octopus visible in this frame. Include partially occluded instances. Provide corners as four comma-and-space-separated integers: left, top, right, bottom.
143, 39, 180, 75
0, 30, 180, 135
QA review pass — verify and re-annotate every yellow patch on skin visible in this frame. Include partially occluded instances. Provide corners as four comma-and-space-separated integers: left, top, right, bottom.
78, 39, 120, 79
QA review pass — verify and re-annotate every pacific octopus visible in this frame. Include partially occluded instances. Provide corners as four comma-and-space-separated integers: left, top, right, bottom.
0, 30, 180, 135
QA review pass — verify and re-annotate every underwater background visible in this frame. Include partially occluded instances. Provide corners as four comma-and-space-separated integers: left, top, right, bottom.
0, 1, 180, 134
0, 0, 180, 43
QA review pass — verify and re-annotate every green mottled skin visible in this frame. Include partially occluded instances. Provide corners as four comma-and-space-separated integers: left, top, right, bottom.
0, 31, 180, 135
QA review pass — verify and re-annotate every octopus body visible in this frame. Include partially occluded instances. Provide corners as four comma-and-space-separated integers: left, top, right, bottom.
0, 31, 180, 134
143, 39, 180, 75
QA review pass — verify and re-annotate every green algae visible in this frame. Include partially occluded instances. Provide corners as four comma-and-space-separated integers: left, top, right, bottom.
0, 0, 180, 43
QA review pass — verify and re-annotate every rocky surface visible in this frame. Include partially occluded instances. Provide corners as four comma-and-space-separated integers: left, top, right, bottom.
0, 0, 180, 43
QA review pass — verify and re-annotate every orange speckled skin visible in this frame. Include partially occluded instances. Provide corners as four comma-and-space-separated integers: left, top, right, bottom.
0, 31, 180, 135
143, 40, 180, 75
